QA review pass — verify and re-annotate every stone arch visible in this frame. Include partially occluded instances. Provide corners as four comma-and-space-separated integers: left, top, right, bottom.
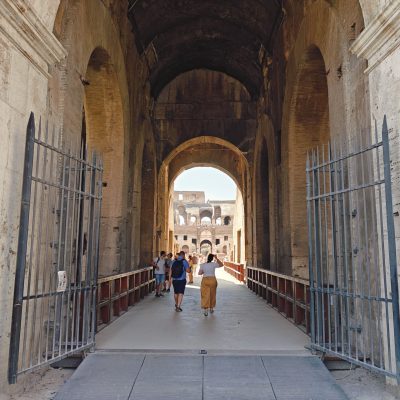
158, 136, 252, 263
83, 46, 125, 277
285, 45, 330, 278
279, 0, 369, 277
49, 0, 132, 275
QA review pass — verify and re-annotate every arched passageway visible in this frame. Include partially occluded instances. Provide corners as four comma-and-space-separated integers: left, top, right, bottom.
5, 0, 398, 397
84, 47, 126, 277
282, 45, 331, 278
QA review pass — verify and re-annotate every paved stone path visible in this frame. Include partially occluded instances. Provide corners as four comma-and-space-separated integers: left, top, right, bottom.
55, 271, 348, 399
96, 270, 308, 352
55, 353, 348, 400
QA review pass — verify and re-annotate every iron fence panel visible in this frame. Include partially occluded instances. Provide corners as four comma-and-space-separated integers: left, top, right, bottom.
307, 116, 400, 381
8, 113, 103, 383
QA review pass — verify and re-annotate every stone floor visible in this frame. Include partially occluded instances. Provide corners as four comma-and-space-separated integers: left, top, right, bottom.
54, 270, 349, 399
95, 270, 309, 353
55, 353, 348, 400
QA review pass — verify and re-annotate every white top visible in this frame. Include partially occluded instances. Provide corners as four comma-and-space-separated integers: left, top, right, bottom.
153, 256, 166, 274
199, 262, 222, 277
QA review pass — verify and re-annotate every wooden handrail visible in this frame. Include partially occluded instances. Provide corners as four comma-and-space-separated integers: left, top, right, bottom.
223, 261, 245, 282
246, 266, 311, 334
96, 267, 155, 331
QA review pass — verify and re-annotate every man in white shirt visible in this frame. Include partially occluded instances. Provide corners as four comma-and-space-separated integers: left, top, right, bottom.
153, 251, 167, 297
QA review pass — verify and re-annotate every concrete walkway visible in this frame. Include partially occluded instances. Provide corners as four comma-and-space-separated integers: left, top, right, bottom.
96, 270, 308, 353
55, 353, 348, 400
55, 270, 349, 399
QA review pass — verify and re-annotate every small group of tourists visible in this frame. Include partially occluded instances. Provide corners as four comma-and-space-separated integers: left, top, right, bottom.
152, 251, 223, 315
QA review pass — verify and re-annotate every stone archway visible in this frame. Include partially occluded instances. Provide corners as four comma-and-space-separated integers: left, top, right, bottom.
157, 136, 252, 263
84, 47, 125, 277
285, 45, 330, 278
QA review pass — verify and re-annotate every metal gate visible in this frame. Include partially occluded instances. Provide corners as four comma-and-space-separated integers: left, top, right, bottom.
306, 117, 400, 381
8, 113, 103, 383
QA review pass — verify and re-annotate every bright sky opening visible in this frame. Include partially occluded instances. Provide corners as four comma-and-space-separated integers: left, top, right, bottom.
174, 167, 237, 200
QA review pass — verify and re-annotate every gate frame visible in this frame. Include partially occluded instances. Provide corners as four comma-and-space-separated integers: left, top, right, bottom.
8, 113, 103, 383
306, 116, 400, 382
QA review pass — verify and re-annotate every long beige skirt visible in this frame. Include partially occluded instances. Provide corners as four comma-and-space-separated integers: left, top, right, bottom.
201, 276, 218, 309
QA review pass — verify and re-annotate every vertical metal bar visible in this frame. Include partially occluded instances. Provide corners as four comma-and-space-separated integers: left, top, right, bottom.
92, 159, 103, 336
83, 153, 96, 345
322, 145, 332, 351
64, 140, 80, 354
59, 153, 72, 356
381, 116, 400, 382
317, 146, 326, 346
71, 141, 85, 350
30, 120, 47, 367
375, 122, 392, 373
37, 122, 53, 365
329, 140, 339, 353
8, 113, 35, 384
52, 150, 68, 358
307, 152, 316, 346
359, 134, 375, 367
312, 149, 323, 346
75, 142, 87, 350
21, 118, 42, 370
44, 126, 58, 363
372, 121, 385, 370
339, 138, 352, 358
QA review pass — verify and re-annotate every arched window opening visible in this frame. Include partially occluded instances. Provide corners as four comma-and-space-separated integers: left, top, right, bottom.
201, 217, 211, 225
224, 216, 231, 225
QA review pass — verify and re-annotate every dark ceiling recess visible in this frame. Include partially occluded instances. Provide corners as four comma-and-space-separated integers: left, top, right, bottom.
128, 0, 282, 99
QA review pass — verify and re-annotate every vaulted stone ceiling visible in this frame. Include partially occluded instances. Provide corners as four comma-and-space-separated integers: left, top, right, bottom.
128, 0, 282, 99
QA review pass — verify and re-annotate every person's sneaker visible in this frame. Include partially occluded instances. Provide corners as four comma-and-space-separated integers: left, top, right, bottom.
159, 293, 164, 297
178, 306, 183, 312
166, 288, 170, 293
204, 310, 208, 316
155, 293, 160, 297
175, 305, 181, 312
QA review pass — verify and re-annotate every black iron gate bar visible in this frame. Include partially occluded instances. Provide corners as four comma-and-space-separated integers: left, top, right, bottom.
306, 116, 400, 381
8, 113, 103, 383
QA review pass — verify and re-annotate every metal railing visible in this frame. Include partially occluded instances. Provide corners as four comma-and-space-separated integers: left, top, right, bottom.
246, 266, 311, 334
223, 261, 245, 282
97, 267, 155, 331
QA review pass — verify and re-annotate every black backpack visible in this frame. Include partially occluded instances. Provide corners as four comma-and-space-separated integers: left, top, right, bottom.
171, 259, 184, 278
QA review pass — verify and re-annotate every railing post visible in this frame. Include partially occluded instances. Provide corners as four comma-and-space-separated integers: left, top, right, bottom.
8, 113, 35, 384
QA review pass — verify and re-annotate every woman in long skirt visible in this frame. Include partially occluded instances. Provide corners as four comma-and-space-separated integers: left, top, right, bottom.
198, 254, 223, 316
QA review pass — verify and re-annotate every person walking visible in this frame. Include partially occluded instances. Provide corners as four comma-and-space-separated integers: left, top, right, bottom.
192, 253, 199, 277
198, 254, 223, 316
153, 251, 167, 297
187, 255, 194, 284
170, 251, 191, 312
164, 253, 173, 292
